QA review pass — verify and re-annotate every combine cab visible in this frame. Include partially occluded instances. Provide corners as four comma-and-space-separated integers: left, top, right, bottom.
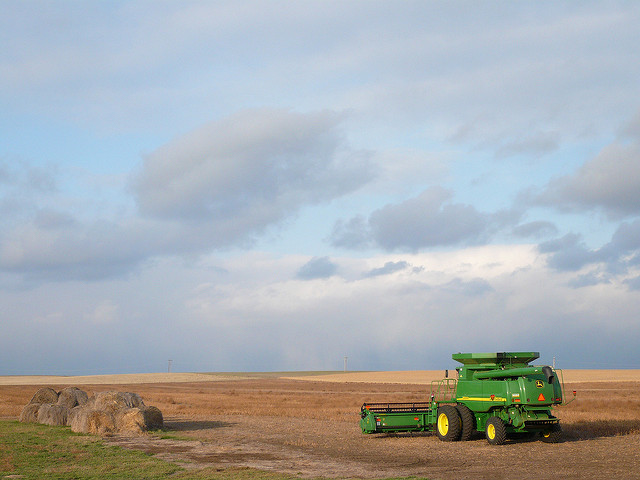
360, 352, 573, 445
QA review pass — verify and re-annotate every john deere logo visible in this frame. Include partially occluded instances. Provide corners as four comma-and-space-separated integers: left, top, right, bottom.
535, 380, 544, 388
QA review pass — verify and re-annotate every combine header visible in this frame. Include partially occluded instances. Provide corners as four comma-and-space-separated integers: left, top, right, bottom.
360, 352, 574, 445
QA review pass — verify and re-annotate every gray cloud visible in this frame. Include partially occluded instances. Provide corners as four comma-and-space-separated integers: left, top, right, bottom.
495, 131, 560, 159
568, 272, 610, 289
0, 159, 59, 221
539, 219, 640, 286
0, 218, 156, 282
0, 109, 377, 282
365, 261, 410, 277
329, 215, 373, 250
538, 233, 596, 272
296, 256, 338, 280
331, 186, 508, 251
536, 140, 640, 218
135, 108, 373, 237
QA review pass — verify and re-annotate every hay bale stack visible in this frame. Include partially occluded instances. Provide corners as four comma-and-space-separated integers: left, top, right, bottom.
57, 387, 89, 409
37, 404, 69, 426
29, 387, 59, 405
21, 387, 162, 435
19, 403, 41, 423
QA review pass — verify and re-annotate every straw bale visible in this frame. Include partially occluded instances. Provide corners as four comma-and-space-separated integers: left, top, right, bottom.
93, 391, 130, 414
29, 387, 58, 405
87, 410, 116, 435
19, 403, 41, 423
141, 406, 163, 430
57, 387, 89, 409
115, 408, 146, 434
36, 403, 69, 426
68, 405, 91, 432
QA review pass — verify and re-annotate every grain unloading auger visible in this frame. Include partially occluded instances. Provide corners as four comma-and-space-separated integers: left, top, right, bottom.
360, 352, 575, 445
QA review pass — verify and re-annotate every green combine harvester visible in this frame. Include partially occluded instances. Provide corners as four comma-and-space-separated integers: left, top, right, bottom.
360, 352, 574, 445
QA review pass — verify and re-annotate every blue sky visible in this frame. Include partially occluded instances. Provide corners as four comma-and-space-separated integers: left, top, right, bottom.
2, 1, 640, 375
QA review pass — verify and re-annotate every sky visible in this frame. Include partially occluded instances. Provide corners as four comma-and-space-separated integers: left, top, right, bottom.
1, 1, 640, 375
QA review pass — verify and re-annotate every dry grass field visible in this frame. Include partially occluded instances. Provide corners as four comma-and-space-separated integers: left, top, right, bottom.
1, 371, 639, 479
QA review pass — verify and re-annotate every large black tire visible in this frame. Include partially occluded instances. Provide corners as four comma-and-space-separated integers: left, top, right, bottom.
436, 405, 461, 442
485, 416, 507, 445
455, 404, 475, 441
540, 423, 562, 443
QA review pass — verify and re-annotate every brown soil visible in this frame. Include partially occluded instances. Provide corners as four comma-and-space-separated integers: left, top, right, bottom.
2, 377, 640, 479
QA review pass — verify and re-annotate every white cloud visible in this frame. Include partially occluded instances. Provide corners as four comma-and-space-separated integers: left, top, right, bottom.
2, 245, 640, 374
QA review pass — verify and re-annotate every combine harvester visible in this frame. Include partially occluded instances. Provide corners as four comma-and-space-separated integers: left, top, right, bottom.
360, 352, 575, 445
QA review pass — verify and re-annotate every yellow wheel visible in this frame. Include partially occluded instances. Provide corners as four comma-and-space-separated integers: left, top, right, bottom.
487, 422, 496, 440
435, 405, 461, 441
540, 423, 562, 443
485, 416, 507, 445
438, 413, 449, 436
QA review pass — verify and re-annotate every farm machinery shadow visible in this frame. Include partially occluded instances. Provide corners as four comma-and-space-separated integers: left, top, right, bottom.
562, 419, 640, 441
370, 419, 640, 444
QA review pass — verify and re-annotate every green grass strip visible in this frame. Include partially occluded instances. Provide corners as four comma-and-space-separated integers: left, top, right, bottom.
0, 420, 299, 480
0, 420, 428, 480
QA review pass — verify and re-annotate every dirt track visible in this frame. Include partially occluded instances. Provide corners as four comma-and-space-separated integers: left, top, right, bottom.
3, 377, 640, 479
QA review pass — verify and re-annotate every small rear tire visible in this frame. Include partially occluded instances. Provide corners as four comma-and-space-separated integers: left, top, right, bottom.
455, 404, 475, 441
436, 405, 461, 441
540, 423, 562, 443
485, 416, 507, 445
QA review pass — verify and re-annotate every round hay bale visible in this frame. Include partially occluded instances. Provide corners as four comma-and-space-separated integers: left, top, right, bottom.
115, 408, 146, 434
121, 392, 145, 408
19, 403, 41, 423
29, 387, 59, 405
57, 387, 89, 409
88, 410, 116, 435
69, 405, 91, 433
141, 406, 163, 430
36, 403, 69, 426
94, 391, 129, 414
87, 410, 116, 435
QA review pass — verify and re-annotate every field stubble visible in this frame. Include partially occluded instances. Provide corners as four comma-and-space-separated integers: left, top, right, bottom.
1, 374, 639, 479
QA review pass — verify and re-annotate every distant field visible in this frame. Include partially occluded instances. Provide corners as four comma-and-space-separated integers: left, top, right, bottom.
1, 369, 639, 386
0, 372, 242, 386
286, 369, 640, 383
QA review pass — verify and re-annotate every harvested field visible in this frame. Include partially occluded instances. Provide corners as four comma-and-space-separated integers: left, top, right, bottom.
0, 372, 244, 386
1, 371, 639, 479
